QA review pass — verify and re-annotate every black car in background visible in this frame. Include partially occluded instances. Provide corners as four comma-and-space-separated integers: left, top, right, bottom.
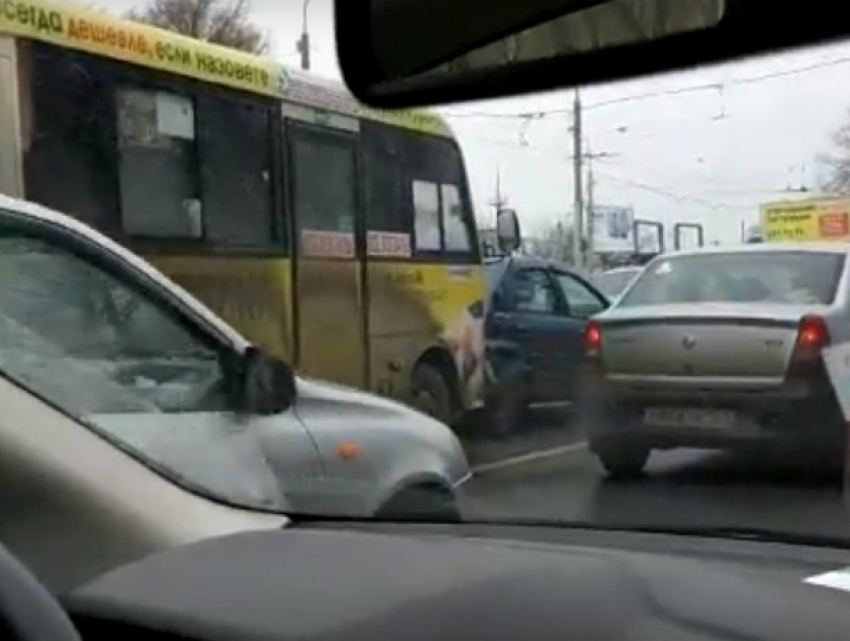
482, 256, 610, 435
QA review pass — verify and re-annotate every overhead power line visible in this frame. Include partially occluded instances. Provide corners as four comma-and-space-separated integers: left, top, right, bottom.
443, 55, 850, 120
593, 168, 735, 210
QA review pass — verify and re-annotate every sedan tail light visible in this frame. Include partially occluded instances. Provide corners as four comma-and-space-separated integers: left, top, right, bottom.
787, 315, 830, 380
584, 319, 602, 358
796, 315, 830, 351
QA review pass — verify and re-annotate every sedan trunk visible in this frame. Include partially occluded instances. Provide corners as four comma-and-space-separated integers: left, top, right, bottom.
598, 303, 816, 385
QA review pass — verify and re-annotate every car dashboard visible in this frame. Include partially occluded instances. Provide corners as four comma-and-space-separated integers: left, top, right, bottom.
65, 524, 850, 641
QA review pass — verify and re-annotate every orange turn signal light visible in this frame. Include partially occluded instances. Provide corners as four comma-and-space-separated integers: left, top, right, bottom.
336, 441, 362, 460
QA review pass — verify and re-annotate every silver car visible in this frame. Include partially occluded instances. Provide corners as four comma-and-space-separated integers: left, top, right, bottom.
0, 193, 469, 520
581, 244, 848, 477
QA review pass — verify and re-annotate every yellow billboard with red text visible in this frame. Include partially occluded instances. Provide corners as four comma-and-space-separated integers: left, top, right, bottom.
761, 198, 850, 242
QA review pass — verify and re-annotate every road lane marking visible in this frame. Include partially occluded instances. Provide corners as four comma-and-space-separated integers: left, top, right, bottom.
471, 441, 588, 475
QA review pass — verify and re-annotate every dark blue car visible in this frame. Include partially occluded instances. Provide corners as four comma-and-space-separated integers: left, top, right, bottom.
482, 255, 610, 435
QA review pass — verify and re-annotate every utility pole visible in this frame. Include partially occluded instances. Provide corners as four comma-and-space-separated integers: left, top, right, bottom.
586, 143, 596, 266
486, 168, 510, 255
297, 0, 311, 70
488, 168, 508, 220
572, 89, 584, 269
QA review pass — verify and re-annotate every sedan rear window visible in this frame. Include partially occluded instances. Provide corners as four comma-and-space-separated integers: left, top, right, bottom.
618, 251, 846, 307
594, 270, 641, 298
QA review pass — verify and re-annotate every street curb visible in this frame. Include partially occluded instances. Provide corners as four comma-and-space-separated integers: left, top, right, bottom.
471, 441, 588, 475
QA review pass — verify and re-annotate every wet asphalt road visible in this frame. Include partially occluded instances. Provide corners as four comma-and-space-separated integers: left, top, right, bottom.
459, 410, 850, 542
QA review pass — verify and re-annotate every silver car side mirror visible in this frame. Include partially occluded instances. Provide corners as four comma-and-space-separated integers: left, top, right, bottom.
239, 348, 296, 415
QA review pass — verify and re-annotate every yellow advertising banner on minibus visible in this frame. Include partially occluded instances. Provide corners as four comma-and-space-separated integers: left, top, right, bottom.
0, 0, 286, 96
761, 198, 850, 242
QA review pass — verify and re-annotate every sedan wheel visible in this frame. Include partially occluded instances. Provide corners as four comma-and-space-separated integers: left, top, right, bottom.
593, 440, 651, 479
482, 388, 526, 438
376, 485, 460, 522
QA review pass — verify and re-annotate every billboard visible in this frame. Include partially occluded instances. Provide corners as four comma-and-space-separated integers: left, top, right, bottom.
761, 198, 850, 242
673, 222, 704, 250
590, 205, 635, 253
634, 220, 663, 254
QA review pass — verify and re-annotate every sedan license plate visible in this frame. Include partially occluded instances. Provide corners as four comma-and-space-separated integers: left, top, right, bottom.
644, 407, 736, 429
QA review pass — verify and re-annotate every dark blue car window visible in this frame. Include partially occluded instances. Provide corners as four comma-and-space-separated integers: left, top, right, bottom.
502, 269, 557, 313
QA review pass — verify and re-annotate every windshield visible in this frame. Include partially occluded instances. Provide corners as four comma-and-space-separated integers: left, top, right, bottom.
8, 0, 850, 547
594, 269, 641, 297
619, 252, 845, 307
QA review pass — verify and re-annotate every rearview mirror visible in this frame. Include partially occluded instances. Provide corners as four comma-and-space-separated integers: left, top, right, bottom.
334, 0, 850, 108
496, 208, 522, 254
239, 349, 296, 415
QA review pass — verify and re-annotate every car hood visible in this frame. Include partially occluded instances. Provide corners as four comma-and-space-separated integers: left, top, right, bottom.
296, 377, 440, 434
296, 375, 405, 410
294, 375, 460, 449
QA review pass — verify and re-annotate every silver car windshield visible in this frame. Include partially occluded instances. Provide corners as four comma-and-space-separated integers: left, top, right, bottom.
618, 252, 846, 307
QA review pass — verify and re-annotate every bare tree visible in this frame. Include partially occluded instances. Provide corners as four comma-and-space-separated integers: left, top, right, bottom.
819, 109, 850, 194
528, 220, 585, 264
539, 221, 572, 262
127, 0, 269, 55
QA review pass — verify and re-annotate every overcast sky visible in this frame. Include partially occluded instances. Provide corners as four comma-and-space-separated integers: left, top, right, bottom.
106, 0, 850, 246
